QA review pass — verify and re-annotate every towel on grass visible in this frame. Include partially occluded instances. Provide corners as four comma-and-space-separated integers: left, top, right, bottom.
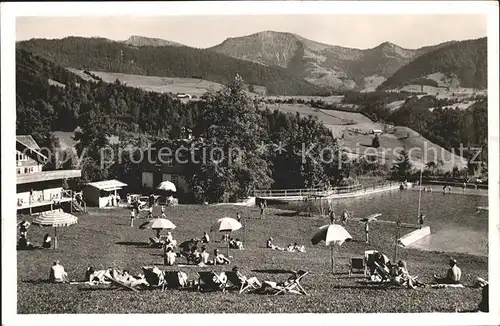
431, 284, 464, 289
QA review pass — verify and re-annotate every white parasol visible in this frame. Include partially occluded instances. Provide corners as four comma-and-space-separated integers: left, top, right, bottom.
157, 181, 177, 192
210, 217, 242, 256
311, 224, 352, 273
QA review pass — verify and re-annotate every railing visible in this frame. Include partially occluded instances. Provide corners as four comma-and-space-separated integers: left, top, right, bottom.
69, 190, 87, 213
17, 189, 72, 208
253, 181, 397, 199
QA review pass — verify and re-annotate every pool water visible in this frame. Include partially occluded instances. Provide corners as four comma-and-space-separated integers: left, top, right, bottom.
281, 189, 489, 256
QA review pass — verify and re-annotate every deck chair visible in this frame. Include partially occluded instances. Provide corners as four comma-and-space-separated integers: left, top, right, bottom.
164, 271, 188, 289
225, 271, 260, 293
197, 271, 227, 292
372, 261, 392, 282
349, 257, 366, 277
103, 272, 140, 292
149, 237, 164, 248
142, 266, 166, 290
264, 270, 309, 296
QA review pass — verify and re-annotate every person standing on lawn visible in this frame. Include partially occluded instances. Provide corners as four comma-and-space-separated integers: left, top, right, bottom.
236, 212, 241, 222
341, 210, 349, 226
418, 213, 425, 229
259, 201, 265, 219
130, 209, 135, 227
329, 208, 336, 224
364, 221, 370, 244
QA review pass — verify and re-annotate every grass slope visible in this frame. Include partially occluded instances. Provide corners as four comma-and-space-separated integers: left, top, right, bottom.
263, 104, 466, 171
18, 204, 486, 313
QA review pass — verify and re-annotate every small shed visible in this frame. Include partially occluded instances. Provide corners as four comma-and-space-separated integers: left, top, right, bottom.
83, 179, 128, 208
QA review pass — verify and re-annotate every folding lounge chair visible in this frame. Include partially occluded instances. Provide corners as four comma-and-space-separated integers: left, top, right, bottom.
164, 271, 188, 289
197, 271, 227, 292
270, 270, 309, 296
349, 257, 366, 277
103, 271, 141, 292
225, 271, 260, 294
142, 266, 166, 290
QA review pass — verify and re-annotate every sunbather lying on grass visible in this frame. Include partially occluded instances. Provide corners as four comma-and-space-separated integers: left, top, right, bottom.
213, 249, 231, 265
266, 238, 284, 251
393, 260, 419, 289
259, 271, 300, 294
229, 238, 244, 250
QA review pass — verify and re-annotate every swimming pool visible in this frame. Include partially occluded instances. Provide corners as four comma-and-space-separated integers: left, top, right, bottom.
281, 189, 488, 256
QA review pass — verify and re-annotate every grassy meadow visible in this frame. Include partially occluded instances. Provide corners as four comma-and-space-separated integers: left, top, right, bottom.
17, 203, 486, 314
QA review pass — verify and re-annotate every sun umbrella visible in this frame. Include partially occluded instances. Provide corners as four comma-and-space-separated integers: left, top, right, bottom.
149, 217, 176, 238
151, 218, 176, 230
210, 217, 242, 256
311, 224, 352, 273
360, 213, 382, 222
32, 209, 78, 249
157, 181, 177, 192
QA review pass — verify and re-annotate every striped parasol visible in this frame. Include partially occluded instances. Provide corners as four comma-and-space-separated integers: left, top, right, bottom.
32, 210, 78, 249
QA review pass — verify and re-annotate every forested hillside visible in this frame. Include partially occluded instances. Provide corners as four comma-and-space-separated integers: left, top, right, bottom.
17, 37, 327, 96
378, 38, 487, 90
16, 49, 201, 141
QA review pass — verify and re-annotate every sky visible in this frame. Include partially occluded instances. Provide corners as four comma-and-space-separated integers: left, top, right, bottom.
16, 15, 487, 49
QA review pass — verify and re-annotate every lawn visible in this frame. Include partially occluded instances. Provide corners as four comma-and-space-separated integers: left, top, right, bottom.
17, 203, 487, 314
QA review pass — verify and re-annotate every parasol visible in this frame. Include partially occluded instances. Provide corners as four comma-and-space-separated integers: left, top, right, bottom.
360, 213, 382, 222
311, 224, 352, 273
32, 209, 78, 249
157, 181, 177, 192
210, 217, 242, 256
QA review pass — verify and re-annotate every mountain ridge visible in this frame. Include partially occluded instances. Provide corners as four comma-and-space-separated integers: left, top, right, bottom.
209, 31, 460, 90
122, 35, 185, 47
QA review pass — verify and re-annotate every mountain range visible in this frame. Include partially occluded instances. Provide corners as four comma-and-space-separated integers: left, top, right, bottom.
209, 31, 458, 90
17, 31, 487, 94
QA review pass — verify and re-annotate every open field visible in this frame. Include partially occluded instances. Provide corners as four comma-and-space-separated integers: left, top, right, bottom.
66, 69, 260, 98
18, 202, 486, 314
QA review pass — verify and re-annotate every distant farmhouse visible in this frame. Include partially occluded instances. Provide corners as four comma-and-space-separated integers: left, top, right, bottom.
16, 135, 83, 214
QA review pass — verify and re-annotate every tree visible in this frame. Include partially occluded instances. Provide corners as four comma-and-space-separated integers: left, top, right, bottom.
187, 75, 273, 203
392, 148, 413, 179
371, 134, 380, 148
40, 132, 62, 171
